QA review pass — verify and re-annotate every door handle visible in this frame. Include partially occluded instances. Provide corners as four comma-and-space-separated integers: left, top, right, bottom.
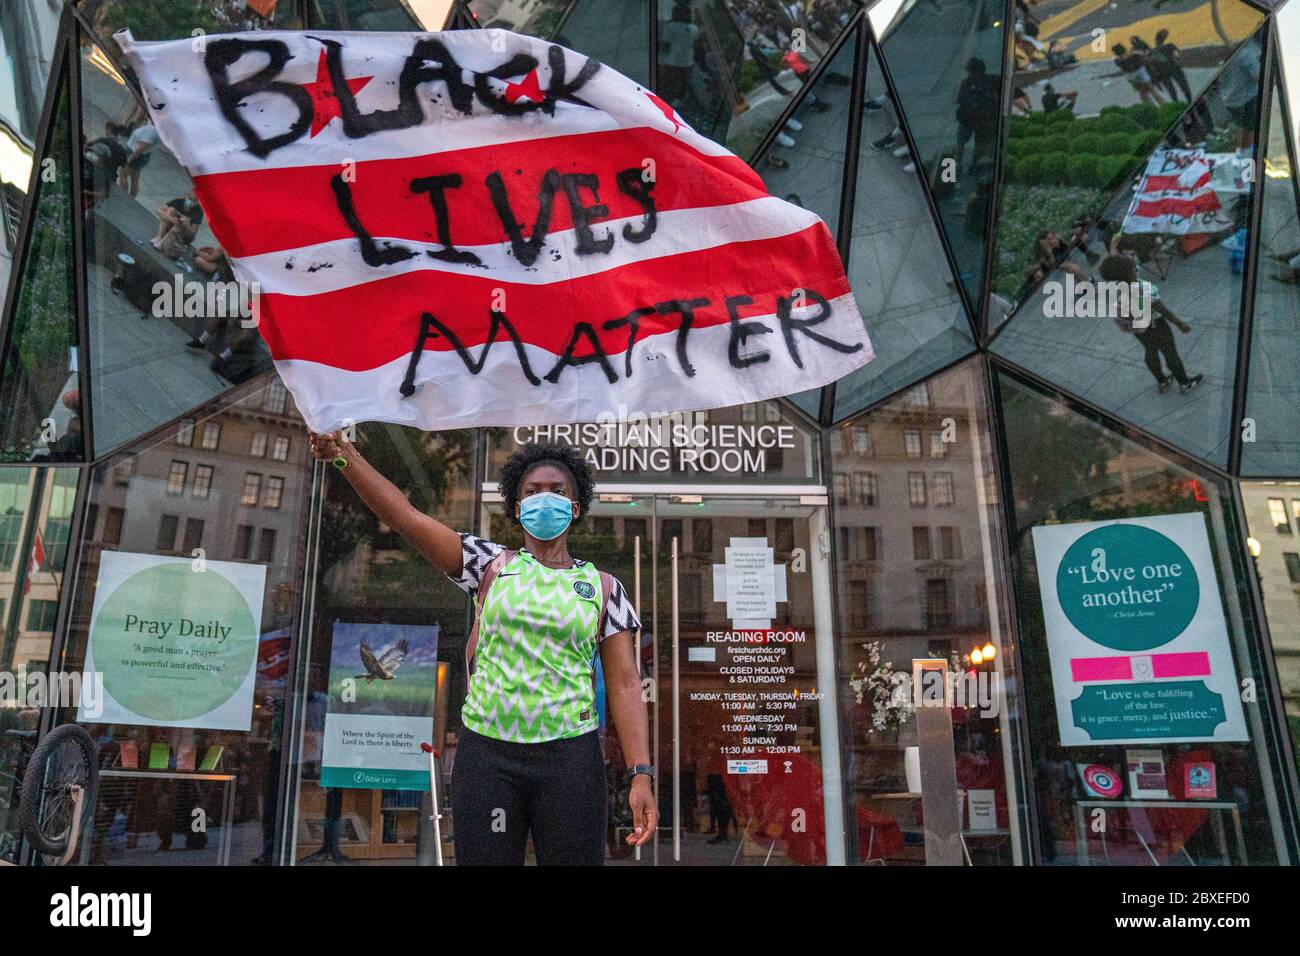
633, 533, 644, 863
671, 534, 681, 862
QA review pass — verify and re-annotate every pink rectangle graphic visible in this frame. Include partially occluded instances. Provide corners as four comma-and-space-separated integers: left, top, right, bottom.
1070, 656, 1132, 682
1152, 652, 1211, 678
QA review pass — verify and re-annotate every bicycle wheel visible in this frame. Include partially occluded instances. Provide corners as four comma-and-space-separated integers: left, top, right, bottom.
17, 724, 99, 858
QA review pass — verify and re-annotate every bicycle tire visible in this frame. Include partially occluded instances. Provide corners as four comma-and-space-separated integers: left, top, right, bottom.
17, 724, 99, 858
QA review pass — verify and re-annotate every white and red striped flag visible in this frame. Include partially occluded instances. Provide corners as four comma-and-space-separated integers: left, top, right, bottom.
23, 529, 45, 595
116, 29, 872, 432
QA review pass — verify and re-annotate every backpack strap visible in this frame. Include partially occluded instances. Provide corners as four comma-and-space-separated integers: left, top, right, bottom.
597, 570, 617, 639
465, 548, 516, 682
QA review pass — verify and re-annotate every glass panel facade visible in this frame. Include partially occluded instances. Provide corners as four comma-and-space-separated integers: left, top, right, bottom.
654, 0, 858, 161
0, 466, 78, 862
877, 0, 1003, 309
57, 376, 311, 864
467, 0, 570, 35
79, 27, 273, 456
1, 3, 1297, 869
557, 0, 651, 89
1241, 481, 1300, 781
996, 368, 1292, 865
84, 0, 302, 40
290, 421, 477, 864
989, 0, 1266, 325
311, 0, 453, 29
832, 36, 973, 422
753, 21, 855, 234
992, 29, 1267, 467
1242, 70, 1300, 476
0, 0, 62, 296
832, 358, 1023, 864
0, 75, 82, 463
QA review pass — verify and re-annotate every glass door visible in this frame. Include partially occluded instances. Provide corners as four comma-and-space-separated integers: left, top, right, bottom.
649, 493, 839, 866
478, 490, 837, 866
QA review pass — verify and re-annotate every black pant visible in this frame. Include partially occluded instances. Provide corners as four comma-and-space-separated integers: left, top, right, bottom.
1134, 317, 1189, 386
451, 727, 606, 865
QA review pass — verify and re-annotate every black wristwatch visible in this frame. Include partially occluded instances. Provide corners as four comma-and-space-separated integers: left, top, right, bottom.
625, 764, 656, 785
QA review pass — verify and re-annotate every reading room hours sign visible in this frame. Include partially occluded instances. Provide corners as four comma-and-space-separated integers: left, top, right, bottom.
1031, 513, 1247, 746
77, 551, 266, 731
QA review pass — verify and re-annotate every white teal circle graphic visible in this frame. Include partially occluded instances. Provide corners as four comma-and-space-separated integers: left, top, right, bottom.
1056, 523, 1198, 651
94, 563, 257, 722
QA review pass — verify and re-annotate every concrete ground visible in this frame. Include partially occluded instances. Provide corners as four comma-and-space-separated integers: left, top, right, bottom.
991, 203, 1245, 465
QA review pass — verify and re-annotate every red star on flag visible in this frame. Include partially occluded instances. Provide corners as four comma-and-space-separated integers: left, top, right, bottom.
502, 69, 544, 105
644, 90, 681, 133
301, 50, 373, 137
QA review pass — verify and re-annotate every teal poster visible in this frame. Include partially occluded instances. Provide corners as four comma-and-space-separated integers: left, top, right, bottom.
320, 622, 440, 790
77, 551, 266, 730
1031, 513, 1248, 746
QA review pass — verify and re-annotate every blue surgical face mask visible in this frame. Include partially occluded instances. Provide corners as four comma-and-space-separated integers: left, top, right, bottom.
518, 491, 574, 541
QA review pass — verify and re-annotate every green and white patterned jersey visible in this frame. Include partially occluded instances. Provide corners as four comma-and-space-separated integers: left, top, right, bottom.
447, 533, 641, 743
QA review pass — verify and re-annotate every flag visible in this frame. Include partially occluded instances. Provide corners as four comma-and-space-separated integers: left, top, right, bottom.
1123, 148, 1233, 236
115, 29, 873, 432
23, 529, 45, 595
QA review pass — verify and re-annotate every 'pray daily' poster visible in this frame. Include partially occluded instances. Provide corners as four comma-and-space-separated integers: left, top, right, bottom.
78, 551, 265, 730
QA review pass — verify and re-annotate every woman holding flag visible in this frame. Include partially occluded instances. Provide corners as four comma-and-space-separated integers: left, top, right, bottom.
308, 429, 656, 865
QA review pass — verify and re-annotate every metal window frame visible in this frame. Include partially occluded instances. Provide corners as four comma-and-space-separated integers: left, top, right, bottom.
1229, 20, 1273, 477
0, 6, 79, 465
1238, 18, 1300, 480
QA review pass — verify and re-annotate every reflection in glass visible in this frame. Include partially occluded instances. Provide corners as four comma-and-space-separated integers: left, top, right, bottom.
832, 38, 972, 423
997, 369, 1289, 864
0, 78, 83, 463
655, 0, 857, 161
556, 0, 651, 87
990, 0, 1265, 321
292, 422, 476, 864
0, 0, 61, 292
1243, 72, 1300, 476
1241, 482, 1300, 783
754, 22, 855, 235
992, 31, 1266, 467
832, 359, 1022, 864
467, 0, 570, 35
878, 0, 1003, 309
57, 376, 310, 865
79, 31, 272, 457
785, 386, 822, 421
81, 0, 301, 57
312, 0, 450, 29
0, 468, 79, 862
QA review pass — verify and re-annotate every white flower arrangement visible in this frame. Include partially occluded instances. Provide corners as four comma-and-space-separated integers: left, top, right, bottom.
848, 642, 966, 734
848, 640, 915, 734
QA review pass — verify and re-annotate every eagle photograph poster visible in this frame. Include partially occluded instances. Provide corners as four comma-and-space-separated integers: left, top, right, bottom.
320, 621, 441, 791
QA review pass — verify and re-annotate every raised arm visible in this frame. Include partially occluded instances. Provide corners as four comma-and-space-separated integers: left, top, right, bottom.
307, 429, 464, 576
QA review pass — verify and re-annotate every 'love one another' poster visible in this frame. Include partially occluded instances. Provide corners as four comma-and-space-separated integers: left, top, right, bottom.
1031, 512, 1248, 746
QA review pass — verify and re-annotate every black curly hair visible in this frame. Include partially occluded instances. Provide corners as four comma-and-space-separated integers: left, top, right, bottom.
497, 443, 595, 527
